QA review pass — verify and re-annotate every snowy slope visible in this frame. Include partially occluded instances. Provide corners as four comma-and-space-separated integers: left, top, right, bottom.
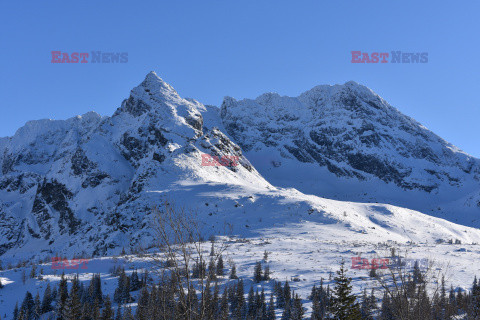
220, 82, 480, 226
3, 72, 480, 317
1, 72, 480, 268
2, 210, 480, 318
0, 72, 266, 263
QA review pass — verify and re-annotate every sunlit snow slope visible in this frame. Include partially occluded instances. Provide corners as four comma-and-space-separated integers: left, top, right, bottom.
220, 82, 480, 226
1, 72, 479, 265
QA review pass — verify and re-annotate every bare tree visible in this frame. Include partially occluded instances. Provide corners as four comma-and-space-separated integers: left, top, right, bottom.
371, 248, 446, 320
147, 199, 230, 320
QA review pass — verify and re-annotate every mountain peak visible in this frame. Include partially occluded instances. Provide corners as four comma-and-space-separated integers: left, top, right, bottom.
145, 70, 160, 79
300, 80, 374, 100
143, 70, 163, 83
344, 80, 361, 87
139, 71, 178, 95
113, 72, 183, 117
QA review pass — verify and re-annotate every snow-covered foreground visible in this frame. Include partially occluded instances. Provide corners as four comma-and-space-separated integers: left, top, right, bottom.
1, 219, 480, 318
3, 178, 480, 316
2, 72, 480, 318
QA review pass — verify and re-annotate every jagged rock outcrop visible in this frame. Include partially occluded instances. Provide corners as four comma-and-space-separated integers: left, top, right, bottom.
0, 72, 264, 261
220, 81, 480, 224
1, 73, 480, 263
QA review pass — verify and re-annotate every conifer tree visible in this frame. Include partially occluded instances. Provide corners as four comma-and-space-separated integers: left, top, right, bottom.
254, 261, 263, 283
114, 269, 126, 303
136, 286, 149, 320
275, 282, 285, 308
220, 288, 230, 319
259, 289, 267, 319
100, 296, 114, 320
78, 282, 86, 305
281, 300, 292, 320
414, 284, 431, 318
217, 255, 224, 276
380, 291, 393, 320
326, 284, 331, 310
311, 281, 328, 320
146, 285, 158, 319
311, 290, 322, 320
263, 265, 271, 281
81, 303, 91, 320
33, 293, 41, 320
283, 281, 291, 306
130, 269, 140, 291
18, 308, 25, 320
212, 282, 220, 318
291, 293, 304, 320
360, 288, 374, 320
192, 260, 207, 279
201, 280, 212, 318
470, 275, 480, 318
456, 290, 465, 314
141, 269, 148, 287
247, 287, 255, 318
369, 288, 377, 316
233, 280, 246, 319
41, 283, 53, 313
330, 261, 361, 320
413, 260, 424, 284
267, 295, 276, 320
57, 273, 69, 317
229, 263, 238, 279
474, 276, 479, 294
20, 291, 35, 320
123, 276, 131, 303
30, 265, 37, 279
228, 283, 237, 311
92, 298, 101, 320
122, 307, 135, 320
115, 305, 122, 320
95, 274, 104, 306
64, 275, 82, 320
250, 290, 260, 319
448, 285, 457, 316
51, 285, 58, 304
439, 275, 447, 316
13, 302, 19, 320
208, 258, 217, 280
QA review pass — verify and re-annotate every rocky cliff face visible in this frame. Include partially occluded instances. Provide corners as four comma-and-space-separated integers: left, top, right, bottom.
1, 73, 479, 263
220, 81, 480, 224
0, 72, 266, 261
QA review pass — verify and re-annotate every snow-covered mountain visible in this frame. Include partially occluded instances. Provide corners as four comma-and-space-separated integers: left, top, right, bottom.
0, 72, 270, 262
1, 72, 479, 264
221, 82, 480, 226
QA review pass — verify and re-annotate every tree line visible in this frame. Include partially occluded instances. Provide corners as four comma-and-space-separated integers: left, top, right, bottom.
10, 257, 480, 320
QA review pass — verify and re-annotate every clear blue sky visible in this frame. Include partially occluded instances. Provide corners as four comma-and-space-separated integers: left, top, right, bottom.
1, 1, 479, 156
